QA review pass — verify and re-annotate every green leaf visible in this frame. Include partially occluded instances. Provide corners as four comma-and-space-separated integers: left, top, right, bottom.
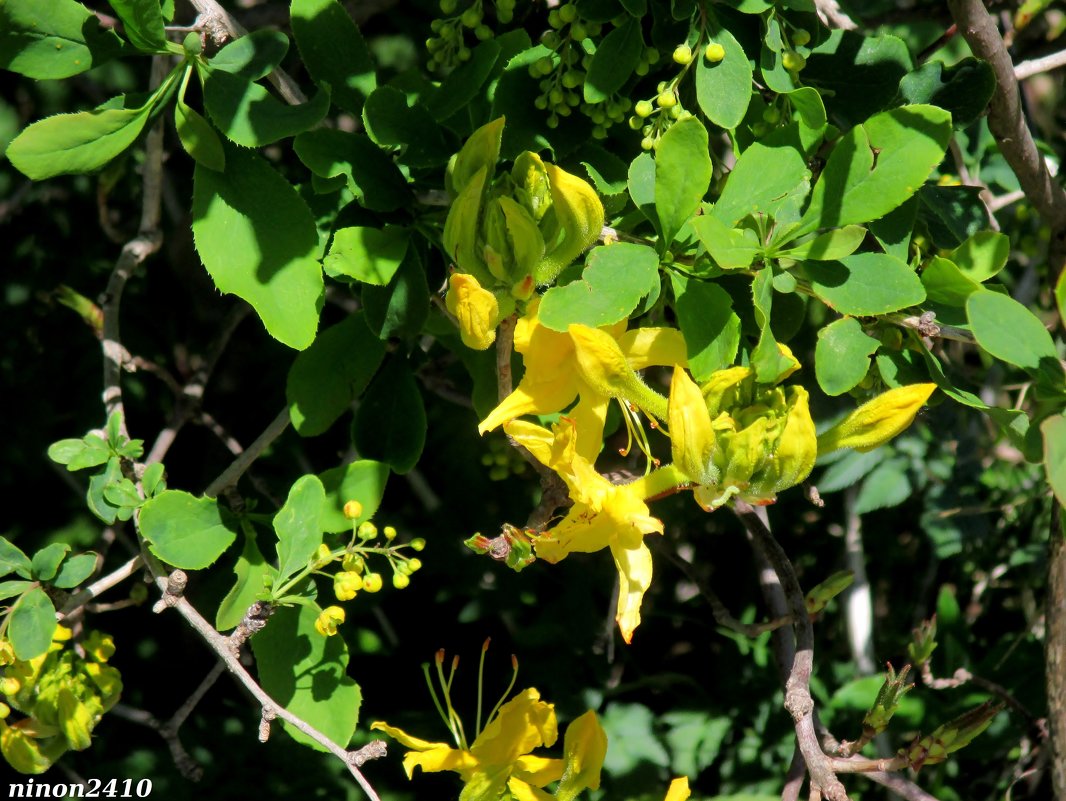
817, 449, 884, 494
203, 69, 330, 147
805, 253, 926, 315
1042, 415, 1066, 506
87, 457, 124, 524
655, 117, 711, 247
777, 226, 866, 261
854, 458, 912, 514
787, 86, 828, 132
627, 152, 658, 234
0, 0, 122, 79
427, 38, 501, 122
175, 67, 224, 171
0, 537, 32, 579
712, 125, 811, 226
361, 86, 451, 167
30, 543, 70, 582
695, 25, 752, 130
291, 0, 376, 115
815, 317, 879, 396
577, 143, 629, 196
103, 478, 143, 509
139, 491, 238, 569
294, 128, 411, 212
52, 553, 98, 589
251, 603, 361, 751
692, 214, 760, 270
796, 105, 952, 237
319, 460, 390, 533
898, 57, 995, 129
950, 231, 1009, 283
669, 274, 741, 380
750, 268, 795, 384
9, 587, 57, 661
142, 461, 166, 497
216, 526, 274, 631
274, 475, 326, 583
47, 438, 89, 466
109, 0, 167, 53
207, 30, 289, 80
0, 580, 34, 601
966, 290, 1058, 373
917, 185, 988, 249
324, 225, 410, 285
921, 256, 982, 306
803, 31, 913, 126
7, 101, 156, 181
192, 146, 323, 350
352, 356, 426, 475
286, 313, 385, 437
362, 246, 429, 340
538, 243, 659, 331
1057, 267, 1066, 323
584, 17, 643, 104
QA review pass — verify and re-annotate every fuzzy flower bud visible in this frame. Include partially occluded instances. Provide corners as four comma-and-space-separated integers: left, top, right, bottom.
314, 606, 345, 637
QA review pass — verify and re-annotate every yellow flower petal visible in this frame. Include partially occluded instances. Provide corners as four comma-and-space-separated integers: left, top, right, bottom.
405, 746, 478, 779
370, 721, 453, 753
443, 165, 491, 283
508, 777, 556, 801
669, 366, 717, 485
817, 383, 937, 456
569, 324, 668, 420
446, 273, 500, 350
536, 163, 605, 284
471, 688, 558, 767
512, 754, 565, 786
618, 327, 688, 370
612, 541, 655, 643
556, 710, 607, 795
664, 777, 691, 801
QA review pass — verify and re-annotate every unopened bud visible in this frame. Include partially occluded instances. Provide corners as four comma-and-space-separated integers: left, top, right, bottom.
343, 500, 364, 520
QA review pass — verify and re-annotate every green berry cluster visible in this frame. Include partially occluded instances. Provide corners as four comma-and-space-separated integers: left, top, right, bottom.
481, 435, 529, 481
427, 0, 515, 72
628, 78, 692, 151
749, 99, 787, 139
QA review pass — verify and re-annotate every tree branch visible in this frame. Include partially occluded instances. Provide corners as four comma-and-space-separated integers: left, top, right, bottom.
203, 408, 292, 498
1015, 48, 1066, 80
58, 555, 144, 619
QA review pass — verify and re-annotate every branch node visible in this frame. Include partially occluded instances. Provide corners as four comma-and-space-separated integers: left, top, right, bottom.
350, 740, 388, 766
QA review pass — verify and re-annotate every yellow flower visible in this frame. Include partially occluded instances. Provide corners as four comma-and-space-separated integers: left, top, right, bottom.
372, 688, 566, 800
817, 383, 937, 456
664, 777, 691, 801
505, 417, 663, 642
667, 365, 817, 510
446, 272, 501, 351
314, 605, 345, 637
333, 571, 363, 601
480, 300, 686, 461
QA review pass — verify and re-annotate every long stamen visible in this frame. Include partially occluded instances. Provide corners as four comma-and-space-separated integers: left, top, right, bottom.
484, 654, 520, 728
476, 637, 490, 738
434, 650, 466, 749
617, 399, 636, 457
423, 659, 457, 747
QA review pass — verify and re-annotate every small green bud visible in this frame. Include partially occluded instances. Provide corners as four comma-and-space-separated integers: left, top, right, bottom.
640, 136, 655, 151
559, 3, 578, 23
408, 557, 423, 572
635, 99, 654, 118
793, 29, 811, 46
475, 24, 493, 41
645, 47, 660, 64
570, 22, 587, 41
548, 9, 562, 28
182, 32, 202, 56
410, 537, 426, 552
782, 50, 806, 72
460, 7, 481, 27
440, 0, 457, 13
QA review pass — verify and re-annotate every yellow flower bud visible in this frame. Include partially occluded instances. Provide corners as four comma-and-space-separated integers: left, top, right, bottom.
392, 573, 410, 589
314, 606, 346, 637
384, 525, 397, 541
343, 500, 364, 520
363, 573, 384, 593
357, 521, 378, 541
408, 558, 423, 572
313, 543, 333, 568
83, 631, 116, 664
342, 552, 365, 573
817, 384, 937, 456
446, 273, 500, 351
0, 677, 21, 696
0, 702, 9, 719
0, 641, 14, 667
333, 571, 364, 601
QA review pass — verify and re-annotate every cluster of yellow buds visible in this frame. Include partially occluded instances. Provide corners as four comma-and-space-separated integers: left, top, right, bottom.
443, 117, 604, 350
0, 628, 121, 774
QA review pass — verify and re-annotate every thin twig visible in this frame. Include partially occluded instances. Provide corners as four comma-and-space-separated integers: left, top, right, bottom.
862, 771, 940, 801
1015, 48, 1066, 80
58, 555, 144, 619
203, 408, 291, 497
814, 0, 857, 30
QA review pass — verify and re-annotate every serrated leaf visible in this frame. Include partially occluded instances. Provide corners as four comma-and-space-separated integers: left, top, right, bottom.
287, 312, 385, 437
584, 17, 643, 104
207, 30, 289, 80
815, 317, 880, 396
805, 253, 925, 315
30, 543, 70, 582
175, 68, 224, 171
291, 0, 376, 115
9, 587, 57, 660
796, 105, 951, 237
1042, 415, 1066, 506
655, 117, 711, 247
274, 475, 326, 583
324, 225, 409, 285
192, 146, 323, 350
966, 290, 1058, 373
216, 526, 274, 631
139, 491, 238, 569
538, 243, 659, 331
352, 356, 426, 475
294, 128, 411, 212
52, 553, 99, 589
0, 537, 32, 579
695, 25, 752, 130
0, 0, 122, 79
251, 603, 361, 750
669, 274, 741, 380
319, 460, 390, 533
203, 69, 329, 147
109, 0, 167, 53
916, 185, 988, 249
7, 101, 155, 181
898, 57, 995, 129
803, 31, 913, 126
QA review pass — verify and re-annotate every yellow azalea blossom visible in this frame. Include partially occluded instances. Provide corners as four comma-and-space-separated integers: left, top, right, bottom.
667, 365, 817, 510
372, 688, 567, 800
480, 299, 686, 461
314, 605, 345, 637
664, 777, 691, 801
505, 417, 663, 642
446, 273, 501, 351
817, 383, 937, 456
